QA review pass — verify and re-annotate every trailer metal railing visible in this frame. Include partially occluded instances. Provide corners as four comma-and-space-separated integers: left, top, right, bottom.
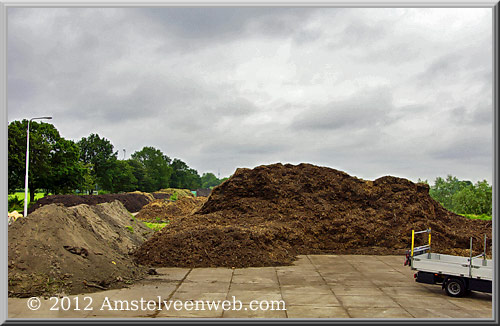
410, 228, 431, 258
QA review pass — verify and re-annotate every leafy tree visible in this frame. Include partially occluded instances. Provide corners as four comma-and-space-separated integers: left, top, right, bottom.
131, 146, 172, 192
8, 120, 60, 203
452, 180, 492, 215
78, 134, 118, 191
429, 175, 491, 216
80, 163, 97, 194
109, 160, 138, 193
127, 159, 150, 191
429, 175, 472, 212
170, 158, 202, 190
201, 172, 220, 189
474, 180, 493, 215
47, 138, 86, 194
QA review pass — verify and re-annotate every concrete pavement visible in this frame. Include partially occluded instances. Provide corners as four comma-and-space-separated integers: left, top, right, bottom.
7, 255, 492, 319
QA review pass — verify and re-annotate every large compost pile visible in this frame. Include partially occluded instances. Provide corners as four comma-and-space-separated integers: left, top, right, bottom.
134, 163, 492, 268
136, 197, 208, 222
28, 192, 152, 214
9, 201, 154, 297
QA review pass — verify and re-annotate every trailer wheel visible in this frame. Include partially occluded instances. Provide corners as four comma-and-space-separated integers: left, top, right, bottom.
445, 278, 466, 297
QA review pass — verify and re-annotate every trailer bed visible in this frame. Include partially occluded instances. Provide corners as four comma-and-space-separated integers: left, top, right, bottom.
412, 252, 493, 281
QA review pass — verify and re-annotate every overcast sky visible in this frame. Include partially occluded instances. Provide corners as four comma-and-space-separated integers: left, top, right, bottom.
7, 7, 493, 183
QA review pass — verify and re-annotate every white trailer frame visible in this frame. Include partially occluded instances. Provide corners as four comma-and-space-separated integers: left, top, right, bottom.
406, 229, 492, 297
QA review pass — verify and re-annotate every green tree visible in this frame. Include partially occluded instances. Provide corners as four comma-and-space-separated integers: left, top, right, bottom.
127, 159, 150, 191
429, 175, 472, 212
131, 146, 172, 192
8, 120, 60, 203
170, 158, 202, 190
81, 163, 97, 194
108, 160, 138, 193
201, 172, 220, 189
78, 134, 118, 191
47, 138, 86, 194
452, 180, 492, 215
474, 180, 493, 215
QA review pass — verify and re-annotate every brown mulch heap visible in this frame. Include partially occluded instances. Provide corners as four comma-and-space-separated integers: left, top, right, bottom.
135, 197, 208, 222
8, 201, 154, 298
28, 192, 152, 214
152, 188, 194, 200
133, 163, 492, 268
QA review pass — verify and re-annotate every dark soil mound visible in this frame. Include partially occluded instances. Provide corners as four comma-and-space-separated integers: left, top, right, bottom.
9, 201, 154, 297
136, 197, 208, 222
195, 188, 212, 197
134, 163, 492, 268
28, 193, 151, 214
152, 192, 170, 200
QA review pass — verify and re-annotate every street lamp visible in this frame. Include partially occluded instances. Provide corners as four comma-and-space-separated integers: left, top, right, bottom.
24, 116, 52, 217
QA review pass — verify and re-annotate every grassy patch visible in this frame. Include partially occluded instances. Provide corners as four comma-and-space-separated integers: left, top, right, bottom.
144, 222, 168, 232
460, 213, 492, 221
9, 192, 47, 202
125, 226, 134, 233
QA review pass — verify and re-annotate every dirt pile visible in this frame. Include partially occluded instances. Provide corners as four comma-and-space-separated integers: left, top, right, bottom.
152, 188, 194, 200
134, 163, 492, 268
28, 192, 152, 214
130, 190, 155, 202
136, 197, 207, 222
9, 201, 154, 297
195, 188, 212, 197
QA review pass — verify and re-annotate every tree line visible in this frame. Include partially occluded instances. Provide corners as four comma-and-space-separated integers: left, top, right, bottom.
9, 120, 492, 217
8, 120, 226, 202
421, 175, 492, 216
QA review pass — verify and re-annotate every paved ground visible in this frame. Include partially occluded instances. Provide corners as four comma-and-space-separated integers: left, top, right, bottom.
8, 255, 492, 319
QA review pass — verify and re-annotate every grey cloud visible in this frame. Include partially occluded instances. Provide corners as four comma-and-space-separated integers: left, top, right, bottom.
291, 88, 395, 131
470, 104, 493, 125
417, 52, 463, 84
448, 103, 492, 127
139, 7, 320, 38
329, 19, 389, 50
416, 38, 491, 88
7, 8, 493, 183
430, 136, 492, 161
203, 139, 288, 157
7, 78, 37, 102
138, 7, 323, 53
324, 14, 415, 65
162, 97, 257, 132
203, 98, 257, 118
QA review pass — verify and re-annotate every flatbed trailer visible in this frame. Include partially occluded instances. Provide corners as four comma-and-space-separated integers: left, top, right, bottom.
405, 229, 493, 297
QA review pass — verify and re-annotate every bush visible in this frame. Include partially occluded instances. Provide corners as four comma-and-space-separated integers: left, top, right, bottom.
451, 181, 492, 215
429, 176, 492, 216
144, 222, 168, 232
8, 196, 24, 212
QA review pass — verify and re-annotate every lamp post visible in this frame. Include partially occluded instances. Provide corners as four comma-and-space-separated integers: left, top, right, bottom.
24, 116, 52, 217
